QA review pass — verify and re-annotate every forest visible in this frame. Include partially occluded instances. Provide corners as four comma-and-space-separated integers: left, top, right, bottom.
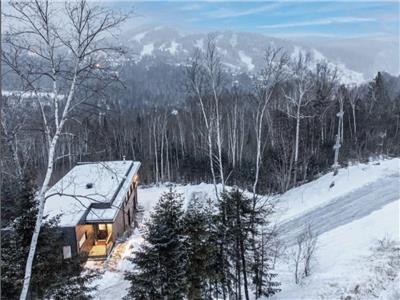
1, 0, 399, 299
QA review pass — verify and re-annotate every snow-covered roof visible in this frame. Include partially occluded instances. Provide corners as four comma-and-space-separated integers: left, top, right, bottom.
44, 161, 140, 227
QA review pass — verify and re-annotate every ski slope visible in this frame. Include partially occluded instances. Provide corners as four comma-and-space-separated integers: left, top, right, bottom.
279, 174, 399, 246
90, 158, 400, 299
272, 158, 399, 299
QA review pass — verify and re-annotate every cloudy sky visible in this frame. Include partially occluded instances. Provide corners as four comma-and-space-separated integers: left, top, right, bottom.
110, 1, 399, 39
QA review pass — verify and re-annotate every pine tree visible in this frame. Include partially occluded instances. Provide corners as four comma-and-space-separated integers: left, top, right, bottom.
219, 188, 251, 300
216, 189, 281, 299
249, 198, 281, 298
125, 189, 187, 300
202, 197, 225, 299
255, 229, 281, 298
183, 195, 214, 300
43, 256, 98, 300
214, 192, 234, 299
367, 72, 393, 153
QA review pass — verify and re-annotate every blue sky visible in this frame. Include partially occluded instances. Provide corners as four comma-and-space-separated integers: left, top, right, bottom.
110, 1, 399, 39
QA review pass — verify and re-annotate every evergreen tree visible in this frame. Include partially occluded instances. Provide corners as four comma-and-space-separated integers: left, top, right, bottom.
215, 189, 281, 299
1, 172, 97, 299
219, 188, 253, 300
366, 72, 394, 153
201, 197, 226, 300
255, 228, 281, 298
1, 176, 19, 228
125, 189, 187, 300
183, 195, 214, 300
247, 196, 281, 299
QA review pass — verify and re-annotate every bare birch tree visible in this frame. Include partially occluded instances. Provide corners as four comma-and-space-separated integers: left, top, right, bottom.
185, 48, 219, 198
282, 53, 314, 186
332, 86, 345, 177
204, 36, 225, 190
2, 1, 128, 298
252, 47, 288, 197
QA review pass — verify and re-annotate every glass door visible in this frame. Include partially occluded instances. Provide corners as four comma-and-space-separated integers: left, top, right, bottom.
95, 223, 108, 241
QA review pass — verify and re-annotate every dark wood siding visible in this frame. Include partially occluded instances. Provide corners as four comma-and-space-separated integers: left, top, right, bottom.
60, 226, 78, 257
112, 180, 137, 241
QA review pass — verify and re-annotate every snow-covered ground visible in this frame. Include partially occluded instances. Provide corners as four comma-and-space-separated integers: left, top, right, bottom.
274, 199, 399, 300
91, 158, 400, 299
274, 158, 399, 222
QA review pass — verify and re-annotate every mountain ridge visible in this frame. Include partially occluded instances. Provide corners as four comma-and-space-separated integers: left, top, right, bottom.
119, 26, 399, 85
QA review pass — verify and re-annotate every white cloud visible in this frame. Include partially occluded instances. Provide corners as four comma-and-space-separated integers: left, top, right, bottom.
258, 17, 375, 29
207, 3, 281, 19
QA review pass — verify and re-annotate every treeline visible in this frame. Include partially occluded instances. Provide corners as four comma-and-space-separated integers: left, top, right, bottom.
2, 41, 400, 199
124, 188, 280, 300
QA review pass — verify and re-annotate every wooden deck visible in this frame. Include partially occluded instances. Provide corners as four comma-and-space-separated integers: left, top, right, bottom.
87, 240, 114, 260
88, 245, 107, 257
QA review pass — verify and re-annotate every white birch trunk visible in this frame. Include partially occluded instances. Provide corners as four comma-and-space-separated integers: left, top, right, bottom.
212, 85, 225, 190
20, 68, 78, 300
294, 104, 301, 165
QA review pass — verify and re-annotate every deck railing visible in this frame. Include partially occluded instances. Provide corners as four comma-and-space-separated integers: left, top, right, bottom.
106, 233, 113, 256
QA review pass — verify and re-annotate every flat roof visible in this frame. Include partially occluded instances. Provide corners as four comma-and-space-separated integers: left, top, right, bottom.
44, 161, 140, 227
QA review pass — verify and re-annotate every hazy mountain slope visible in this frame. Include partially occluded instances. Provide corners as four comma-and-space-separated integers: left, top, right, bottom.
120, 26, 399, 84
293, 36, 399, 80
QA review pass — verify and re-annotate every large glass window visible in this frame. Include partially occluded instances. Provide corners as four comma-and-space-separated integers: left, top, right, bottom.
95, 223, 108, 240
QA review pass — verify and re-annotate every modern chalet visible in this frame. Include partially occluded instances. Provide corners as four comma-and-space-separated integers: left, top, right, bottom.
44, 160, 141, 260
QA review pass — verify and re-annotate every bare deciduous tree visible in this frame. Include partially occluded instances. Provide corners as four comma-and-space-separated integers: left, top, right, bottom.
333, 86, 345, 177
185, 43, 223, 198
204, 36, 225, 190
252, 46, 288, 197
282, 53, 315, 186
2, 1, 128, 298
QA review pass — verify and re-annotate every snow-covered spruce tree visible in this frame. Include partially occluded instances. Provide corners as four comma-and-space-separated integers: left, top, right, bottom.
124, 189, 187, 300
0, 173, 97, 299
183, 195, 216, 299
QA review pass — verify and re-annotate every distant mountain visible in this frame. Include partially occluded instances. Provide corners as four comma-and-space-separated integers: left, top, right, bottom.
119, 26, 399, 85
381, 71, 400, 100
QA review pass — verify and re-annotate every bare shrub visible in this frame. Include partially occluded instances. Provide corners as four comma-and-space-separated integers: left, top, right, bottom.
292, 224, 318, 284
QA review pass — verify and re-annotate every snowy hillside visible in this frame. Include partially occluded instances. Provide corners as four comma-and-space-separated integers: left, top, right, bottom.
90, 157, 399, 299
273, 158, 400, 299
274, 199, 399, 300
275, 158, 400, 222
119, 26, 398, 84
